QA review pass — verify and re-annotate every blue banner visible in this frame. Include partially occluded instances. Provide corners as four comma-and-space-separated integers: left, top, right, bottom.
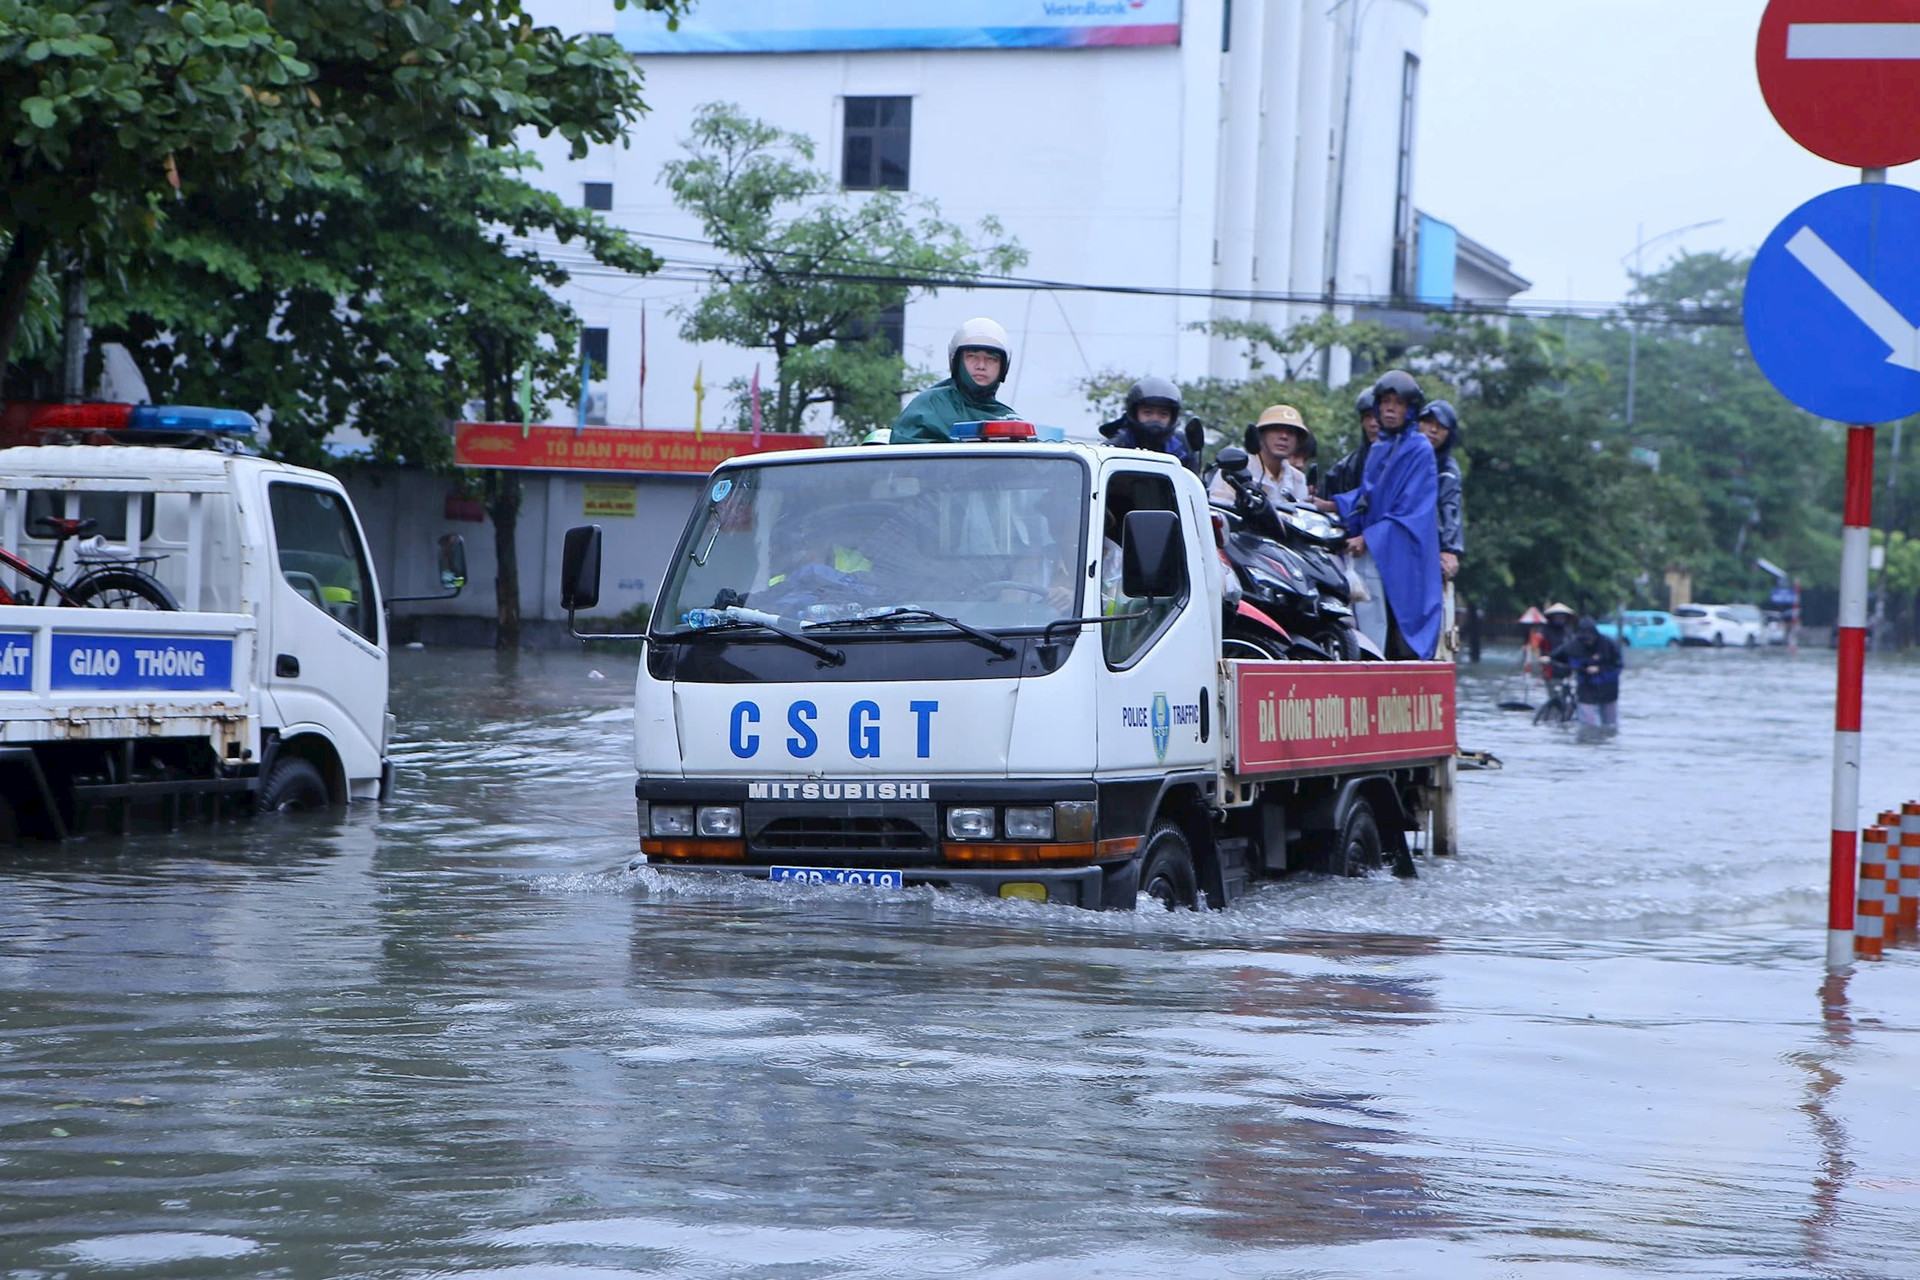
50, 633, 235, 693
0, 631, 31, 691
617, 0, 1182, 54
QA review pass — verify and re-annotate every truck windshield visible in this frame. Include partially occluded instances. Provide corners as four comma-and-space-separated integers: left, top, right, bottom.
656, 455, 1088, 635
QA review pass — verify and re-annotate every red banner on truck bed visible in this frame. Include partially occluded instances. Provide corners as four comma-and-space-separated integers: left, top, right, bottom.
454, 423, 822, 475
1233, 661, 1456, 775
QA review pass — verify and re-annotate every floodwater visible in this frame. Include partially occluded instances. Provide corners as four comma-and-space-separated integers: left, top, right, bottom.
3, 644, 1919, 1279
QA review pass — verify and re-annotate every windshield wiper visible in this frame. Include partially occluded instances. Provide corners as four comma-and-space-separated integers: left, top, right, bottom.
674, 613, 845, 665
805, 607, 1018, 660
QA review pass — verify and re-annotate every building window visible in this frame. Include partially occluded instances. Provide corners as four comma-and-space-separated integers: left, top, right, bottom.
840, 302, 906, 356
842, 97, 911, 191
581, 327, 609, 425
583, 182, 613, 211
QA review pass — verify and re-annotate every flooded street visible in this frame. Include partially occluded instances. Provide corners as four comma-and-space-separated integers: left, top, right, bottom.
4, 645, 1919, 1279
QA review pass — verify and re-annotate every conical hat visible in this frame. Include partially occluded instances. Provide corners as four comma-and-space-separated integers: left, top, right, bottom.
1517, 606, 1547, 624
1544, 601, 1575, 618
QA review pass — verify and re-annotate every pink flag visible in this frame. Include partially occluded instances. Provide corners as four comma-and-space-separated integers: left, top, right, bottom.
638, 303, 648, 428
750, 363, 763, 447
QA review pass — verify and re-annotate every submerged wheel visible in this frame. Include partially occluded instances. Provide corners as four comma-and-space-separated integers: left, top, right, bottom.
1325, 797, 1382, 877
259, 757, 330, 812
68, 569, 178, 611
1136, 822, 1198, 910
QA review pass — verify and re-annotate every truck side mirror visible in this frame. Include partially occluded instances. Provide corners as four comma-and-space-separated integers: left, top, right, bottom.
561, 525, 602, 612
437, 534, 467, 594
1121, 509, 1185, 599
1216, 446, 1250, 473
1183, 418, 1206, 474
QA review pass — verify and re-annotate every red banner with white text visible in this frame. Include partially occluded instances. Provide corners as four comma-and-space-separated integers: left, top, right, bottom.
1232, 662, 1456, 775
454, 423, 822, 475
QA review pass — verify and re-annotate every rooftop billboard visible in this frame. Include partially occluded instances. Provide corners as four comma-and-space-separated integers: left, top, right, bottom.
615, 0, 1183, 54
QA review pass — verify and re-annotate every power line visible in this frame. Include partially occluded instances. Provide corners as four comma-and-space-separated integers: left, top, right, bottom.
505, 231, 1744, 326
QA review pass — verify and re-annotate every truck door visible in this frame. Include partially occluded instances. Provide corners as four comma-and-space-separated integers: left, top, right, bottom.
1095, 466, 1216, 775
264, 481, 388, 788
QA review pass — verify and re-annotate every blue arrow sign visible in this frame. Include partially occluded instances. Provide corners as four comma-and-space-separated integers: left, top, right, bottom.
1745, 182, 1920, 424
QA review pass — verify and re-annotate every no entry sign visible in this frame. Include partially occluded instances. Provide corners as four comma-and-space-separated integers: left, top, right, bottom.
1758, 0, 1920, 168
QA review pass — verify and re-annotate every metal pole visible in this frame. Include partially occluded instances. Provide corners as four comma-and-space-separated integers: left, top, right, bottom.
1627, 223, 1641, 426
60, 249, 87, 404
1829, 165, 1884, 971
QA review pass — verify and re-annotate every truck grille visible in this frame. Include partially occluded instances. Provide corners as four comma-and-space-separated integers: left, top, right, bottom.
750, 814, 935, 857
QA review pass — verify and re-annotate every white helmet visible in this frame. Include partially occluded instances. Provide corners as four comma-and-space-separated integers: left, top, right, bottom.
947, 317, 1011, 389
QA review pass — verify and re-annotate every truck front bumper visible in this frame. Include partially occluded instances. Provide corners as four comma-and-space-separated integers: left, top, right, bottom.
632, 858, 1112, 908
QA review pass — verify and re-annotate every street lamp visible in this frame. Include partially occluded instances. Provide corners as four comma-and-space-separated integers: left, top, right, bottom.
1622, 218, 1723, 425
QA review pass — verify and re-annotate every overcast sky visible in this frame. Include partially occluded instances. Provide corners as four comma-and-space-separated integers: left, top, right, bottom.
1417, 0, 1920, 305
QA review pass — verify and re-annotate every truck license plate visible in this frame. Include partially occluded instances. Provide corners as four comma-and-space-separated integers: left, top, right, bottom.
768, 866, 903, 889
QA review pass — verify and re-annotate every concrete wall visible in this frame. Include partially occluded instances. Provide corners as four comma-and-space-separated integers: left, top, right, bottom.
344, 467, 703, 646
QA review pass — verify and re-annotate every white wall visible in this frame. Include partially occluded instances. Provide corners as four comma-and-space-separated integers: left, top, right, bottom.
519, 0, 1425, 438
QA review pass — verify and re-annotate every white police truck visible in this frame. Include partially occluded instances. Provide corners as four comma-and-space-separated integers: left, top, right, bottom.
0, 403, 462, 840
562, 423, 1457, 910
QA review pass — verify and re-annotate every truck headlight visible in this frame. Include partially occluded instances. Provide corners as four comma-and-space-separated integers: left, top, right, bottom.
650, 804, 695, 836
1003, 806, 1054, 840
697, 805, 742, 837
946, 807, 995, 839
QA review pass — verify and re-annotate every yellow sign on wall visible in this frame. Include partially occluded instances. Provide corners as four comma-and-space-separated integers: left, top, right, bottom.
583, 483, 637, 518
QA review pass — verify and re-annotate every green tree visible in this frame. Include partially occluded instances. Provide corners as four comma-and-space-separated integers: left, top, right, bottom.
0, 0, 323, 380
663, 102, 1027, 435
73, 1, 683, 647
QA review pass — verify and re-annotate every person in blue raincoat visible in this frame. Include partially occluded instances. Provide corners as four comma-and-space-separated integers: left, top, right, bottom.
1314, 370, 1442, 659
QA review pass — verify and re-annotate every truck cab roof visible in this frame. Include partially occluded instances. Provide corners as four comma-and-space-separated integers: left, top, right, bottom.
0, 445, 327, 486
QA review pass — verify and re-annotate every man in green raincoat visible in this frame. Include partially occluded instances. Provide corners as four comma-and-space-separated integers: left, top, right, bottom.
890, 317, 1022, 444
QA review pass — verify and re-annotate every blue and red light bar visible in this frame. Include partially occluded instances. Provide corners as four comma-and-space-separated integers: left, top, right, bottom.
947, 419, 1064, 442
1, 401, 259, 446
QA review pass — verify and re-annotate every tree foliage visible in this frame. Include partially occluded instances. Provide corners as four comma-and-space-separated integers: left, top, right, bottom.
663, 102, 1027, 435
1, 0, 675, 383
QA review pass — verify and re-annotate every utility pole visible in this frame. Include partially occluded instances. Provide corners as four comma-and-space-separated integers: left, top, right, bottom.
1621, 218, 1722, 426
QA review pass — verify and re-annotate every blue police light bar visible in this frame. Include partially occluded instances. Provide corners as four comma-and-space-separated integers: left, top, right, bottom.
128, 404, 260, 435
948, 420, 1064, 442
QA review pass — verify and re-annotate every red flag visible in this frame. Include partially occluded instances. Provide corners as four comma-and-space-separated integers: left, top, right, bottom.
750, 363, 763, 447
638, 303, 648, 428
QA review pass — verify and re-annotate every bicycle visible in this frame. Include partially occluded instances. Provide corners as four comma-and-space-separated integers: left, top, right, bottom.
0, 516, 179, 610
1533, 673, 1578, 726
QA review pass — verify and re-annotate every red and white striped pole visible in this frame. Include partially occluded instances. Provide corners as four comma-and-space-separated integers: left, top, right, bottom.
1829, 169, 1883, 970
1829, 165, 1884, 971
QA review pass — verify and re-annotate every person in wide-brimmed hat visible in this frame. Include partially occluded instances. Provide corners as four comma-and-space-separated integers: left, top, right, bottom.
1209, 403, 1310, 510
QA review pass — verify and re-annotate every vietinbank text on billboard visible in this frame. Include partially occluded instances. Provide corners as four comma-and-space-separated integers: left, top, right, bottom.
616, 0, 1182, 54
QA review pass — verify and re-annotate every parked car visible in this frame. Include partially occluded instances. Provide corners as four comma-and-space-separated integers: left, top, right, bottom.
1596, 610, 1683, 648
1674, 604, 1764, 647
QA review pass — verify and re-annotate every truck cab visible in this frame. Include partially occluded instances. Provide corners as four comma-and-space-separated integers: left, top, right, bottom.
566, 430, 1457, 910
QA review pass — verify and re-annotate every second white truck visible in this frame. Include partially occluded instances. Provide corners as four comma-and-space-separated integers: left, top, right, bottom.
0, 405, 463, 840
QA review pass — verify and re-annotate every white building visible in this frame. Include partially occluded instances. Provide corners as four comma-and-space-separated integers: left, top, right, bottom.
514, 0, 1521, 438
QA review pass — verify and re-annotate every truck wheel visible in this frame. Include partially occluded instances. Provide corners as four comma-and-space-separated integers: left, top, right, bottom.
1328, 798, 1382, 877
260, 758, 329, 812
1137, 823, 1199, 910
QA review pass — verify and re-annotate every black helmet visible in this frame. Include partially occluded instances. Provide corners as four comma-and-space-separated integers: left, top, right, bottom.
1370, 370, 1425, 422
1355, 389, 1377, 419
1418, 399, 1460, 453
1124, 375, 1182, 441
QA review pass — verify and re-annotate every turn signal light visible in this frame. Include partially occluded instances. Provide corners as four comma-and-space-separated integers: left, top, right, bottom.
943, 842, 1095, 865
640, 838, 746, 861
